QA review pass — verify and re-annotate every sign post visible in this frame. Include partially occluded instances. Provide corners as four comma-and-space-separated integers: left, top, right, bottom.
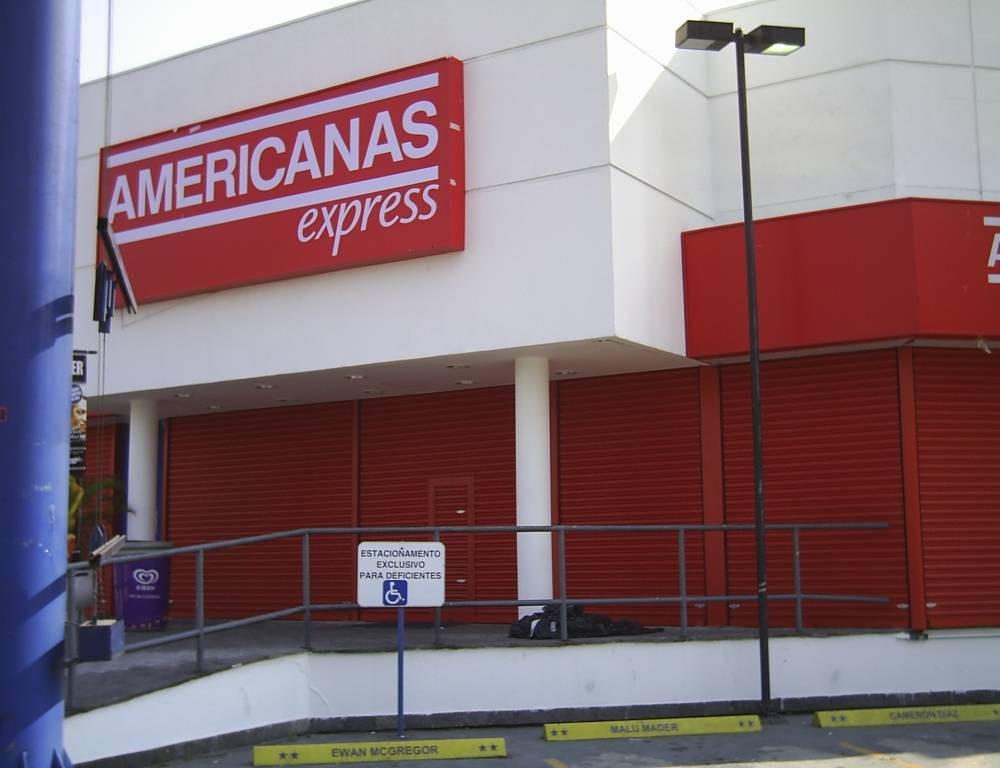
358, 541, 445, 738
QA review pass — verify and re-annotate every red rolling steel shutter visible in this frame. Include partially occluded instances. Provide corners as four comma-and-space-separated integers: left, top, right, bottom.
83, 418, 120, 485
557, 369, 705, 627
914, 348, 1000, 628
359, 387, 515, 623
166, 403, 355, 619
722, 350, 909, 628
82, 418, 124, 537
81, 418, 123, 612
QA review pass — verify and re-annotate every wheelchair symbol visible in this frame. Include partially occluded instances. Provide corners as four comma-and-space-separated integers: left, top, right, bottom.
382, 580, 408, 606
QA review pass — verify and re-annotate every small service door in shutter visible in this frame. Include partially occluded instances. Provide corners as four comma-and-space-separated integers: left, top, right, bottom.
914, 348, 1000, 628
360, 387, 515, 623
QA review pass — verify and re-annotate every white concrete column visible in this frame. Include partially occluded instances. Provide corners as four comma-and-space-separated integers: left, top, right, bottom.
515, 356, 553, 616
127, 399, 160, 541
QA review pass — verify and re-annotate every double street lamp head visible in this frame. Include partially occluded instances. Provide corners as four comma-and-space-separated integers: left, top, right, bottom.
675, 19, 805, 55
674, 20, 734, 51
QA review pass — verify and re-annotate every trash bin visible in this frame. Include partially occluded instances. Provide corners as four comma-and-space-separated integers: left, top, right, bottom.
113, 540, 172, 630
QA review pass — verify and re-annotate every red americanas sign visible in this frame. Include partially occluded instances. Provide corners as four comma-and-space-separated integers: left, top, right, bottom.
98, 58, 465, 304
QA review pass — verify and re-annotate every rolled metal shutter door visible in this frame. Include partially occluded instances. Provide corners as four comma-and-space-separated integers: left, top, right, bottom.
557, 369, 704, 627
166, 403, 356, 619
914, 348, 1000, 628
721, 350, 909, 629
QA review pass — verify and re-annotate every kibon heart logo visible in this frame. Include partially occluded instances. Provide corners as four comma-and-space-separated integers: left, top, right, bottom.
133, 568, 160, 586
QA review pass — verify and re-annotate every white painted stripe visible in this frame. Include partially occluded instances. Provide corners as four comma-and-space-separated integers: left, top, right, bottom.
985, 217, 1000, 226
114, 166, 438, 244
988, 274, 1000, 284
106, 73, 439, 168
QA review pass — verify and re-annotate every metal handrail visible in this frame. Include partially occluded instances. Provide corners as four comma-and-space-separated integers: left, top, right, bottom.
65, 520, 889, 709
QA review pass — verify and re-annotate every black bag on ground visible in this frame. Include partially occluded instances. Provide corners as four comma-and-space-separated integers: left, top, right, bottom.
508, 603, 660, 639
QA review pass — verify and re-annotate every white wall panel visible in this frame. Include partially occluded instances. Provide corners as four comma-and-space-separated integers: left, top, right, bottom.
705, 0, 972, 96
710, 64, 896, 222
74, 154, 102, 360
977, 68, 1000, 195
79, 0, 606, 151
465, 29, 610, 191
706, 0, 884, 96
890, 62, 981, 197
698, 0, 998, 219
972, 0, 1000, 68
95, 169, 614, 395
75, 156, 99, 268
610, 169, 709, 355
608, 31, 714, 216
77, 80, 107, 159
72, 263, 100, 361
608, 0, 711, 95
884, 0, 972, 65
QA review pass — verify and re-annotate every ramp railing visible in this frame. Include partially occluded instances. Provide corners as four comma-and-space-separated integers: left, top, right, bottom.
65, 520, 888, 709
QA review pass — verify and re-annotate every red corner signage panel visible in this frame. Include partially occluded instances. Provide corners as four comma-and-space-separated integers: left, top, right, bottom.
98, 58, 465, 304
682, 198, 1000, 359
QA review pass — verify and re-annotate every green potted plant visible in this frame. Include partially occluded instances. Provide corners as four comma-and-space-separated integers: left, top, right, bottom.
68, 474, 128, 661
67, 475, 125, 616
68, 475, 123, 562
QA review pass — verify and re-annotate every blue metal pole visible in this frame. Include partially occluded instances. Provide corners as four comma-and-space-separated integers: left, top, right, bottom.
0, 2, 81, 767
396, 607, 405, 739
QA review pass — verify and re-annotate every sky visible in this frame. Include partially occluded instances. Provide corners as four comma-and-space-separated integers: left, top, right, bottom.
79, 0, 737, 83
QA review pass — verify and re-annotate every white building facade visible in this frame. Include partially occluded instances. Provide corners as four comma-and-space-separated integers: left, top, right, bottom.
74, 0, 1000, 634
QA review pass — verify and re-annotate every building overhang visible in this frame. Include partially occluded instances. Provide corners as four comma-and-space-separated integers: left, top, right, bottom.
88, 338, 696, 419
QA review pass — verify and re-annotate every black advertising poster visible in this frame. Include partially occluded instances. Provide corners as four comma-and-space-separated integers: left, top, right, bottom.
70, 381, 87, 481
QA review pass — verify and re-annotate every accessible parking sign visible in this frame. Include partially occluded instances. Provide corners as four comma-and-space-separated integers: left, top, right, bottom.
357, 542, 445, 608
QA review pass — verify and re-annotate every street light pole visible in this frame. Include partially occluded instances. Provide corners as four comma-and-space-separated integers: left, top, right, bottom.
733, 26, 771, 712
675, 18, 804, 716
